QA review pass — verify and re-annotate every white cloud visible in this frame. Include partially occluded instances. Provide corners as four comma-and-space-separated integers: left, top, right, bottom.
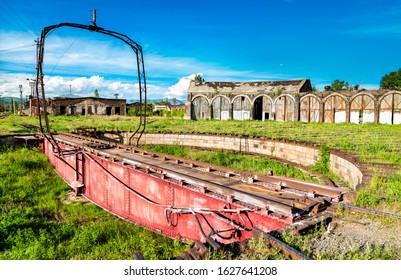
0, 30, 289, 101
0, 70, 173, 103
165, 73, 201, 99
0, 72, 35, 98
1, 30, 284, 79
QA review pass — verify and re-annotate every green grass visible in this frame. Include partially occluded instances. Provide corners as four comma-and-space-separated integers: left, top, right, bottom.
0, 147, 187, 260
143, 145, 324, 184
354, 172, 401, 214
2, 115, 401, 165
205, 238, 287, 260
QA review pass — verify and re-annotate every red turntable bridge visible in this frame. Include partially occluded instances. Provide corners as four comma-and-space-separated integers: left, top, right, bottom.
37, 132, 344, 245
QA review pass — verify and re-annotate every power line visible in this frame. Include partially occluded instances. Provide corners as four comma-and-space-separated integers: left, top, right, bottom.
45, 28, 85, 80
1, 0, 38, 39
0, 59, 36, 70
0, 44, 36, 52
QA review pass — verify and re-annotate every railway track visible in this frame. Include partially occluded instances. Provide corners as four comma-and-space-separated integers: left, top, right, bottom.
334, 202, 401, 219
54, 132, 345, 220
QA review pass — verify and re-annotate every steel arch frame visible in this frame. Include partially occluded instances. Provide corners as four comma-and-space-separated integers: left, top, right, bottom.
35, 21, 147, 151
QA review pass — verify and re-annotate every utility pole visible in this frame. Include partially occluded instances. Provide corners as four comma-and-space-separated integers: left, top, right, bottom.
92, 9, 97, 26
19, 85, 23, 115
27, 79, 36, 117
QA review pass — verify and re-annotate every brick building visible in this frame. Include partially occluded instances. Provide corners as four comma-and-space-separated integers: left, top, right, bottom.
52, 97, 126, 116
186, 79, 401, 124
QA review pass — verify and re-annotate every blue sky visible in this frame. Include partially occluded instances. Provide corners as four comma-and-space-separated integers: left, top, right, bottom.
1, 0, 401, 101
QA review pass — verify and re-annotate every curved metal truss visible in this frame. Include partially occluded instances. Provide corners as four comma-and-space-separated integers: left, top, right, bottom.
35, 17, 147, 151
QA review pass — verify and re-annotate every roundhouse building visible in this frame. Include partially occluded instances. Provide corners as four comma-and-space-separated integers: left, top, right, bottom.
185, 80, 401, 124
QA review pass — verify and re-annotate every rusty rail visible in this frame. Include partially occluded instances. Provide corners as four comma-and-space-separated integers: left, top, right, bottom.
54, 133, 344, 218
252, 227, 311, 260
174, 240, 216, 260
57, 132, 345, 205
334, 202, 401, 219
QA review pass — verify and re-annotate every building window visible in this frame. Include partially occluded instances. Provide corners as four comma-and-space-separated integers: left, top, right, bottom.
324, 95, 346, 123
191, 96, 209, 120
212, 96, 229, 120
60, 105, 66, 115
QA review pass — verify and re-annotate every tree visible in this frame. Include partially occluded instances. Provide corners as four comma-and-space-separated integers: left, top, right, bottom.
155, 99, 171, 106
380, 68, 401, 90
193, 74, 205, 83
330, 79, 350, 91
93, 89, 99, 98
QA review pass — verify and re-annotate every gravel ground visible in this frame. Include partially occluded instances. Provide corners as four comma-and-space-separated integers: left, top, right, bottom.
311, 215, 401, 259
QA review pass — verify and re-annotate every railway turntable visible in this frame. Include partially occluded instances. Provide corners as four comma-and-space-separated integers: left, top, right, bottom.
38, 132, 345, 246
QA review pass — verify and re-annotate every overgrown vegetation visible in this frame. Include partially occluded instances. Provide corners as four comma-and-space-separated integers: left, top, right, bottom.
205, 238, 287, 260
0, 147, 187, 260
310, 145, 330, 175
309, 145, 345, 185
354, 172, 401, 214
153, 109, 185, 118
3, 115, 401, 166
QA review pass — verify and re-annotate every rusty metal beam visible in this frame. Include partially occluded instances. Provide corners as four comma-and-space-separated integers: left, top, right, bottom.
57, 132, 345, 202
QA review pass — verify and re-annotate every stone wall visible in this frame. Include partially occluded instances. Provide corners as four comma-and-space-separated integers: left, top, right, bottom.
330, 152, 365, 190
0, 134, 41, 147
0, 135, 18, 146
127, 133, 365, 190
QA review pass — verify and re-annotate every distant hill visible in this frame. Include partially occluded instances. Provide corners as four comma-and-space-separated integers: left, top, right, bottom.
0, 97, 22, 105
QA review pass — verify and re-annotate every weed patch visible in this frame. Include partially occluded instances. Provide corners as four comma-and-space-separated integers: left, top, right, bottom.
354, 172, 401, 213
